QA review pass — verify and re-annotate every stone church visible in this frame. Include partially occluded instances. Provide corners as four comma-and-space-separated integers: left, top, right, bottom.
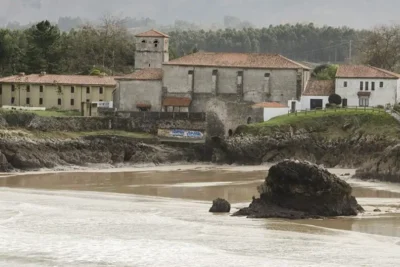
113, 29, 310, 136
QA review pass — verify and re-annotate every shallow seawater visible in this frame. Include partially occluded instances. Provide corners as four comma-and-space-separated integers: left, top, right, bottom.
0, 167, 400, 266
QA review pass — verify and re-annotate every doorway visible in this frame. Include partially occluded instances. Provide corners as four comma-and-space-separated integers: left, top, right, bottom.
291, 101, 296, 113
310, 99, 323, 110
342, 98, 348, 107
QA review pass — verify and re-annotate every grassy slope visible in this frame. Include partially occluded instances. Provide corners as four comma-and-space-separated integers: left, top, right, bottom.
239, 109, 400, 139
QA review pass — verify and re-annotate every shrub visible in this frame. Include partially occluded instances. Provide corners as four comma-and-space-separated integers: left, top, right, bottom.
328, 94, 342, 105
376, 105, 384, 109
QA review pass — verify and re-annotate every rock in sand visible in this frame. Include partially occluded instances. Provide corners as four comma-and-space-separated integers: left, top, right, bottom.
209, 198, 231, 213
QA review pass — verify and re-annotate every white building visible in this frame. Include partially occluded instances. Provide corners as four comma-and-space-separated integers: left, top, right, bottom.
300, 80, 335, 110
252, 102, 289, 121
335, 65, 400, 107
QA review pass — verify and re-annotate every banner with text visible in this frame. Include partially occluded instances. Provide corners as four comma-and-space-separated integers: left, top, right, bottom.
158, 129, 205, 139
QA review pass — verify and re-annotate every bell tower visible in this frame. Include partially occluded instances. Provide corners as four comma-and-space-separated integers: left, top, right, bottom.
134, 29, 169, 69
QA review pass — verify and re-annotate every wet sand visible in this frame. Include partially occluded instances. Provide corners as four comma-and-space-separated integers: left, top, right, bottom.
1, 166, 400, 266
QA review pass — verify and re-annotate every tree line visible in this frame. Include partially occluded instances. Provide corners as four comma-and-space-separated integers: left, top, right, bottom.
0, 19, 399, 77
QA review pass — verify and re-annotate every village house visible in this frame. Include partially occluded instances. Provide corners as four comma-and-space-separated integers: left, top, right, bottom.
300, 79, 335, 110
114, 29, 311, 115
0, 72, 117, 115
335, 65, 400, 107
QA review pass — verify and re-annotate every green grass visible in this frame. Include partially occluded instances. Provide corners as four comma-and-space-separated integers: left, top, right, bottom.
239, 109, 400, 139
0, 109, 82, 117
30, 130, 155, 140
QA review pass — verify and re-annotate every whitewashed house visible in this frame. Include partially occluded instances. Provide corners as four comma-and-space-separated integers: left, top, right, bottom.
252, 102, 289, 121
335, 65, 400, 107
300, 80, 335, 109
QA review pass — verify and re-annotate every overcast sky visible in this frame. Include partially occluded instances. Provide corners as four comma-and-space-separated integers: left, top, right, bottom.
1, 0, 399, 29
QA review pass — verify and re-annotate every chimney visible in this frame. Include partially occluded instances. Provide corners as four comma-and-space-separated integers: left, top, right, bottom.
40, 71, 46, 76
18, 72, 25, 76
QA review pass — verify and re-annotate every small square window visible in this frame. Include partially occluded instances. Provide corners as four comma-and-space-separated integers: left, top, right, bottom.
380, 82, 384, 88
26, 85, 30, 92
264, 73, 270, 78
39, 98, 43, 105
212, 70, 218, 76
86, 87, 90, 94
238, 71, 244, 77
70, 99, 74, 106
99, 87, 103, 94
86, 99, 90, 103
344, 81, 347, 87
99, 99, 103, 102
40, 85, 44, 92
58, 98, 61, 105
71, 86, 75, 93
11, 84, 15, 91
11, 97, 15, 104
188, 70, 194, 75
26, 97, 30, 105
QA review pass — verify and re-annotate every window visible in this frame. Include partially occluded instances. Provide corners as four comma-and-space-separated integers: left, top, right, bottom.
359, 97, 369, 107
365, 82, 369, 91
86, 87, 90, 94
380, 81, 384, 88
58, 98, 61, 105
86, 99, 90, 103
26, 85, 30, 92
149, 64, 151, 67
0, 85, 2, 95
99, 87, 103, 94
11, 97, 15, 104
360, 81, 363, 90
40, 85, 44, 92
264, 73, 270, 78
71, 86, 75, 93
154, 40, 159, 47
99, 99, 103, 102
11, 84, 15, 91
237, 71, 244, 85
344, 81, 347, 87
142, 40, 146, 43
26, 97, 30, 105
372, 82, 375, 91
188, 70, 194, 75
39, 98, 43, 105
212, 70, 218, 76
70, 99, 74, 106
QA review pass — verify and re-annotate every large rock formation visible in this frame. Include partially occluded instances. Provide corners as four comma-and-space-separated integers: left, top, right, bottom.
356, 144, 400, 183
234, 160, 363, 219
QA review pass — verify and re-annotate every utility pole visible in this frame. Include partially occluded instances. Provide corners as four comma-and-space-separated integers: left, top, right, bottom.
335, 48, 337, 63
349, 40, 352, 62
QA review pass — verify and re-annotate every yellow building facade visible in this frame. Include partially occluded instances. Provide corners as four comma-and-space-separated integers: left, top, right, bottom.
0, 73, 117, 114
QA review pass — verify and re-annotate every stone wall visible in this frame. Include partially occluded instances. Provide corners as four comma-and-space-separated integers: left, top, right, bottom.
0, 111, 206, 134
117, 80, 162, 111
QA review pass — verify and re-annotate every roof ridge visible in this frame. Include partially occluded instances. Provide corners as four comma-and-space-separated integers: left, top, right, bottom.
277, 54, 310, 69
368, 65, 400, 78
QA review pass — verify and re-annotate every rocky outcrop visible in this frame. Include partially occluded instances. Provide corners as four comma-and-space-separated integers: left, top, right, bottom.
356, 144, 400, 183
234, 160, 363, 219
209, 198, 231, 213
0, 136, 209, 171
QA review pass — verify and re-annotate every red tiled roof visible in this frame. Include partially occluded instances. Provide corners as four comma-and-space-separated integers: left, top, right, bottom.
164, 52, 310, 69
303, 80, 335, 96
136, 103, 152, 108
0, 74, 118, 86
135, 29, 169, 38
162, 97, 192, 107
357, 91, 371, 97
252, 102, 287, 108
116, 69, 163, 81
336, 65, 400, 79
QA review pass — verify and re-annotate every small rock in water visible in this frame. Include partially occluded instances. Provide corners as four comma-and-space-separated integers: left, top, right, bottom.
209, 198, 231, 213
373, 208, 381, 212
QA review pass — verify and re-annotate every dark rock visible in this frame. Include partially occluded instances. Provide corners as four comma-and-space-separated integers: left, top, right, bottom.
374, 208, 381, 212
209, 198, 231, 213
234, 160, 364, 219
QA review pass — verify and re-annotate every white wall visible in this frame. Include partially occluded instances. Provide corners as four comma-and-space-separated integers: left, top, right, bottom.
300, 96, 329, 110
335, 78, 398, 107
263, 107, 289, 121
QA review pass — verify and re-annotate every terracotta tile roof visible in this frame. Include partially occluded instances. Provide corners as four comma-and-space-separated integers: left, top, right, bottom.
135, 29, 169, 38
303, 80, 335, 96
164, 52, 310, 69
357, 91, 371, 97
252, 102, 287, 108
116, 68, 163, 81
162, 97, 192, 107
0, 74, 118, 86
336, 65, 400, 79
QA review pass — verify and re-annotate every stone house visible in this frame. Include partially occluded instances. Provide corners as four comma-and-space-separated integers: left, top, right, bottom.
335, 65, 400, 107
115, 29, 311, 114
0, 72, 117, 114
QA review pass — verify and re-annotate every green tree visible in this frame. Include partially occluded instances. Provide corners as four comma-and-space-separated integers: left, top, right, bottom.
312, 64, 338, 80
